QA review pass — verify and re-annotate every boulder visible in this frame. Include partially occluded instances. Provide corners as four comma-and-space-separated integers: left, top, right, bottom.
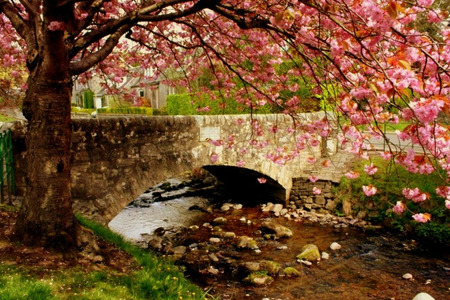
260, 221, 293, 238
296, 244, 320, 261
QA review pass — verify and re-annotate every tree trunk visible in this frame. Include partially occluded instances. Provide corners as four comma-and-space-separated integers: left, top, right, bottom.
14, 73, 77, 258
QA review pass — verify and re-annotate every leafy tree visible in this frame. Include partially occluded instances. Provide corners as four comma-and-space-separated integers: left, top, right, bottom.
0, 0, 448, 256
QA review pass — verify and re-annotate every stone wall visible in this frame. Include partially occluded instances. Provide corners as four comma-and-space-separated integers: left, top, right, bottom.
12, 116, 200, 223
289, 177, 337, 213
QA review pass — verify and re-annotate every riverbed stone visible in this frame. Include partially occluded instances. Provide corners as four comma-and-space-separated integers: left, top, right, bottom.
260, 221, 293, 238
281, 267, 302, 277
243, 273, 274, 286
330, 242, 342, 250
296, 244, 321, 261
259, 260, 281, 275
272, 203, 284, 213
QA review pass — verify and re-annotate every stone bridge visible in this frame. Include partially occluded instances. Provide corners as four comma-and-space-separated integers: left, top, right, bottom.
11, 113, 350, 223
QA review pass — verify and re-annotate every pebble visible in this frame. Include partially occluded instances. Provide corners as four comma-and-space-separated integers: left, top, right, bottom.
234, 204, 243, 210
330, 242, 342, 250
277, 245, 288, 250
239, 217, 247, 223
321, 252, 330, 260
402, 273, 413, 280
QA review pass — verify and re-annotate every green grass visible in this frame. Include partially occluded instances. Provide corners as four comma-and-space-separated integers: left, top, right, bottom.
0, 214, 210, 300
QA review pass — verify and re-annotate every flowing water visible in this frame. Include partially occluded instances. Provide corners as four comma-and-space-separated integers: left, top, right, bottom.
108, 179, 450, 300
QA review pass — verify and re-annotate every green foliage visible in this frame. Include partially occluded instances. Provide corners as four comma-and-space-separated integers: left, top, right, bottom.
97, 107, 153, 115
416, 222, 450, 249
334, 157, 449, 246
166, 93, 278, 115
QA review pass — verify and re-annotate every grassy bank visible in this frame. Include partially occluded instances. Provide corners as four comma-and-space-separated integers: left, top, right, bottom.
0, 209, 210, 300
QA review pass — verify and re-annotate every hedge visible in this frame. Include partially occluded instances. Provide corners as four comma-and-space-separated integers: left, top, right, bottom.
166, 93, 278, 115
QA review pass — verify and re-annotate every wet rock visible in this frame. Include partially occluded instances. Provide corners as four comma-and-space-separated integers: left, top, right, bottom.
148, 236, 163, 251
260, 221, 293, 238
172, 245, 187, 256
281, 267, 302, 277
296, 244, 320, 261
243, 273, 274, 286
321, 252, 330, 260
412, 292, 435, 300
189, 225, 199, 231
259, 260, 281, 275
330, 242, 342, 250
212, 217, 227, 225
237, 236, 259, 250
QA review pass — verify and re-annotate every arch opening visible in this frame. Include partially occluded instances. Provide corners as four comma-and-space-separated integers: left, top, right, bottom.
202, 165, 286, 205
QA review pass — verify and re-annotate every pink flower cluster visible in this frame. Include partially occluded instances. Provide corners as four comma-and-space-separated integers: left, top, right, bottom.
402, 188, 429, 203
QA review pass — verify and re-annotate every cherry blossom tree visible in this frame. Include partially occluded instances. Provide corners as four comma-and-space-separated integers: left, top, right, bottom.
0, 0, 448, 255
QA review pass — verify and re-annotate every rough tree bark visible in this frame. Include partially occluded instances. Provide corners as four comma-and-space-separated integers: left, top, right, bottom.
14, 3, 77, 257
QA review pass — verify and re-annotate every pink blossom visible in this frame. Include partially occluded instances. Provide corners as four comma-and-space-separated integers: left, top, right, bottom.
402, 187, 429, 202
196, 106, 211, 112
236, 118, 244, 125
362, 185, 377, 196
48, 21, 65, 31
210, 153, 219, 163
307, 157, 316, 164
412, 213, 431, 223
257, 177, 267, 184
446, 200, 450, 210
436, 186, 450, 199
308, 175, 318, 183
380, 151, 392, 160
237, 160, 245, 167
310, 139, 320, 147
345, 171, 360, 179
364, 164, 378, 175
210, 139, 223, 146
313, 187, 322, 195
393, 201, 405, 215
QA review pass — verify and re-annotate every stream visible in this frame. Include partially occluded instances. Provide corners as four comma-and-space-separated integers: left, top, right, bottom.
108, 177, 450, 300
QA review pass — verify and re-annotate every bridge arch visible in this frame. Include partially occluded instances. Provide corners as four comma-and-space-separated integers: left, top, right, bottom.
202, 165, 286, 205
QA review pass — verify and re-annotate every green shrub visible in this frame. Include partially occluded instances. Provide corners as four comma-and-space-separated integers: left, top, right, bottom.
334, 157, 449, 246
97, 107, 153, 115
